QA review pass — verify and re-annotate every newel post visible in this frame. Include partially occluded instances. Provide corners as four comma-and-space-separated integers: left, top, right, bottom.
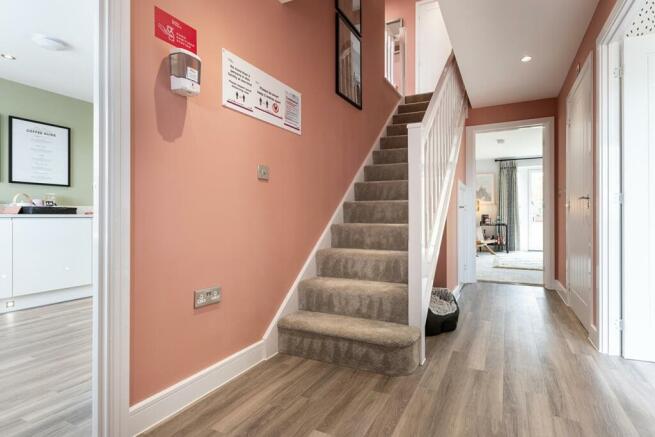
407, 121, 426, 364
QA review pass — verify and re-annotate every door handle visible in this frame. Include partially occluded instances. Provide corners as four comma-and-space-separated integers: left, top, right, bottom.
578, 195, 590, 200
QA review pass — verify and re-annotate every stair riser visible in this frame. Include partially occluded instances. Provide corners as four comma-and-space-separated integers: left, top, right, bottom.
331, 224, 408, 251
387, 124, 408, 136
343, 202, 408, 224
299, 285, 408, 324
393, 112, 424, 124
398, 102, 429, 114
373, 149, 408, 165
380, 136, 408, 150
405, 92, 433, 104
364, 164, 408, 182
317, 250, 408, 283
278, 329, 419, 375
355, 181, 408, 201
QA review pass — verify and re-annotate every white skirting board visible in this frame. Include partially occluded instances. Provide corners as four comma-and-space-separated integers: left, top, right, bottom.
128, 341, 266, 435
0, 285, 92, 314
127, 101, 401, 436
554, 280, 568, 305
452, 283, 464, 300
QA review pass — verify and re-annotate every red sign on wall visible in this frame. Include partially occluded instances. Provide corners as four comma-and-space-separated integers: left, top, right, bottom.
154, 7, 197, 54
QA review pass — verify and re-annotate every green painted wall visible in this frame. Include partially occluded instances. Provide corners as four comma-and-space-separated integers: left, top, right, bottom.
0, 78, 93, 205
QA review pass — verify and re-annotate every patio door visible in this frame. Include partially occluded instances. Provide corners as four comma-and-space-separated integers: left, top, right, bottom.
528, 168, 544, 251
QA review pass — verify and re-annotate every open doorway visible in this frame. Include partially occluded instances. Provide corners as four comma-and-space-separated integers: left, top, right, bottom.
0, 1, 96, 434
473, 126, 544, 286
464, 117, 555, 290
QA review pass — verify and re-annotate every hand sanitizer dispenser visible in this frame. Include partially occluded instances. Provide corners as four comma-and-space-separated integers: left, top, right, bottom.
169, 48, 201, 96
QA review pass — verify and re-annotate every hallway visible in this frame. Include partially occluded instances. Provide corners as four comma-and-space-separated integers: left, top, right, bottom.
145, 282, 655, 437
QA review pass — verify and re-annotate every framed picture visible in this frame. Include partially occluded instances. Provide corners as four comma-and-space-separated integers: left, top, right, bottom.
336, 0, 362, 35
476, 173, 495, 204
9, 116, 71, 187
336, 13, 362, 109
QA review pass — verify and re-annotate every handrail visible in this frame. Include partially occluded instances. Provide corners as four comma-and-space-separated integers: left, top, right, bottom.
407, 52, 468, 363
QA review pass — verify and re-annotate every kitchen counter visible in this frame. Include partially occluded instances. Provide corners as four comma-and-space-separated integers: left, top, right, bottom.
0, 214, 93, 218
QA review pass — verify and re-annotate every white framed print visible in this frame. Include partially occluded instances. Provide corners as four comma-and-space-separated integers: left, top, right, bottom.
9, 116, 71, 187
476, 173, 495, 204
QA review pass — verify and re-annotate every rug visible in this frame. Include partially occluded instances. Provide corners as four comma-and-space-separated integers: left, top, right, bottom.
493, 252, 543, 271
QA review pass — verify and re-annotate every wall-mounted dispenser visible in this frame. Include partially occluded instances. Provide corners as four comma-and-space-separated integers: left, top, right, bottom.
169, 48, 201, 96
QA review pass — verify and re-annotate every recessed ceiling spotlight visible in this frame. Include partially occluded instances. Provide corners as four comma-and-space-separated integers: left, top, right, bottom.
521, 55, 533, 63
0, 53, 16, 60
32, 34, 70, 51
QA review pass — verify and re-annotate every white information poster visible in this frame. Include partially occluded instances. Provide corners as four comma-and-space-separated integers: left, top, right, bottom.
222, 49, 302, 135
10, 117, 70, 186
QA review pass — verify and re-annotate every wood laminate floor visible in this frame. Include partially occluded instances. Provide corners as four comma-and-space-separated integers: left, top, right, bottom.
145, 282, 655, 437
0, 298, 92, 437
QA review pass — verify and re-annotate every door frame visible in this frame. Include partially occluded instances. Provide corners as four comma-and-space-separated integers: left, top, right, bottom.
457, 181, 472, 285
595, 0, 640, 356
464, 117, 556, 290
94, 0, 131, 434
565, 52, 594, 335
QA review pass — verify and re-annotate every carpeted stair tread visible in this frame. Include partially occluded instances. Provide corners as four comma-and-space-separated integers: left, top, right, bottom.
398, 101, 429, 114
343, 200, 408, 224
317, 248, 408, 283
393, 111, 425, 124
380, 135, 408, 149
405, 92, 433, 104
364, 163, 408, 181
279, 311, 419, 348
299, 277, 408, 324
331, 223, 408, 251
387, 124, 408, 136
355, 180, 408, 201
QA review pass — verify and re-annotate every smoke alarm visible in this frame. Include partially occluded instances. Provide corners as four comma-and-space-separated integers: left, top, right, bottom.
32, 34, 69, 51
496, 139, 505, 144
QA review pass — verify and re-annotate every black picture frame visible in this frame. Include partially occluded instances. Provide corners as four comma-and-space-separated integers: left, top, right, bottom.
9, 116, 71, 187
335, 0, 362, 36
335, 13, 363, 110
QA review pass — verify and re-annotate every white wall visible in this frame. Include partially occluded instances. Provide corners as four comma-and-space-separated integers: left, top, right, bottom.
476, 159, 499, 223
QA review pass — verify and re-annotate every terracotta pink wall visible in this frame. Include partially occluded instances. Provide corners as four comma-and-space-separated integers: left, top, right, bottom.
434, 135, 466, 291
130, 0, 399, 404
385, 0, 416, 94
557, 0, 617, 325
466, 98, 558, 127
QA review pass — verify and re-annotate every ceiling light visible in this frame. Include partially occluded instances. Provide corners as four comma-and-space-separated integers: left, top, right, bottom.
0, 53, 16, 60
521, 55, 533, 63
32, 34, 69, 51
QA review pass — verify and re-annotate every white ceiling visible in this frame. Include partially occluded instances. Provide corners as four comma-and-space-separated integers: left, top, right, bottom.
439, 0, 599, 108
476, 126, 543, 160
0, 0, 94, 102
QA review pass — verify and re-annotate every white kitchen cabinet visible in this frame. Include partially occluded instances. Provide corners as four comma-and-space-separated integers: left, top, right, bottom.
0, 220, 12, 299
12, 218, 93, 296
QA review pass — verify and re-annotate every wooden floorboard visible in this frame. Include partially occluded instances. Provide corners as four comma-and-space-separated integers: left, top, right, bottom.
0, 298, 92, 437
144, 282, 655, 436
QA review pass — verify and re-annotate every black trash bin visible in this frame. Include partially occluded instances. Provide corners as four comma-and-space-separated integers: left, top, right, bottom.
425, 288, 459, 336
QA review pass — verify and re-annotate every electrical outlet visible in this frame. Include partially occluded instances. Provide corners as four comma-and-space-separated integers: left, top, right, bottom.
194, 286, 222, 309
257, 164, 270, 181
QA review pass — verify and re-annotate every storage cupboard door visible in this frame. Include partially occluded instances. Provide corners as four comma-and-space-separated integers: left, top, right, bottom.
12, 218, 92, 296
0, 220, 11, 299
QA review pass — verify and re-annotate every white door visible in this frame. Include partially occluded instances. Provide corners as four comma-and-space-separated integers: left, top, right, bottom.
416, 0, 452, 93
566, 56, 593, 333
622, 34, 655, 362
528, 168, 544, 251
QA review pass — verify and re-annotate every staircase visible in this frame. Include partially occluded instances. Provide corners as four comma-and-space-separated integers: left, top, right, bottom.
276, 92, 434, 376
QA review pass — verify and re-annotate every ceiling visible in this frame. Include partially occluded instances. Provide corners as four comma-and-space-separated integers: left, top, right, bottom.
439, 0, 599, 108
0, 0, 94, 102
476, 126, 543, 160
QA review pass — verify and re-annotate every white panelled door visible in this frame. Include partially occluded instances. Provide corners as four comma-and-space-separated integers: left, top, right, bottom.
416, 0, 452, 93
566, 57, 593, 333
623, 34, 655, 362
